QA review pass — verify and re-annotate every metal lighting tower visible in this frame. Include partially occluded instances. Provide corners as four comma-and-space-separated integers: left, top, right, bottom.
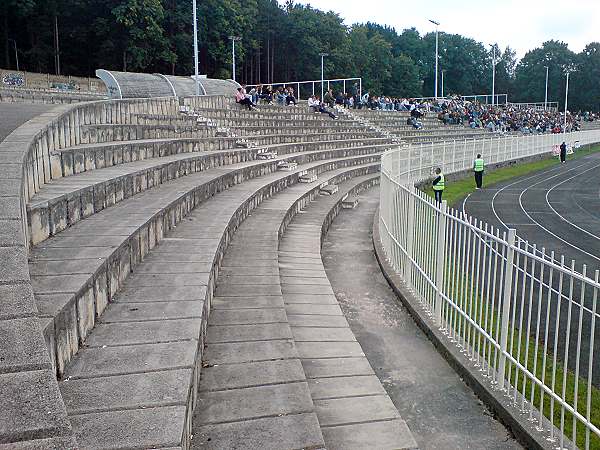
544, 66, 549, 110
490, 44, 497, 106
441, 70, 444, 98
319, 52, 328, 100
429, 19, 440, 99
229, 36, 241, 82
192, 0, 200, 95
563, 68, 573, 133
7, 39, 19, 72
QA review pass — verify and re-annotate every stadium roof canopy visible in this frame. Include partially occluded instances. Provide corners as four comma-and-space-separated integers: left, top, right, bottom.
96, 70, 240, 99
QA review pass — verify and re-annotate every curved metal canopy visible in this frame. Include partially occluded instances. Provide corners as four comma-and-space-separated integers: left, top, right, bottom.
96, 70, 240, 99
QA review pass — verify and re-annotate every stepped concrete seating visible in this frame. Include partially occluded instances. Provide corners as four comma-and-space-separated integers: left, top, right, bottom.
278, 177, 418, 449
349, 108, 491, 143
1, 90, 479, 447
191, 171, 396, 449
5, 94, 395, 447
58, 161, 380, 448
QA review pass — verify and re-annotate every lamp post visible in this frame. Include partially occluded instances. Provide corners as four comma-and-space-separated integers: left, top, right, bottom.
192, 0, 199, 96
429, 19, 440, 99
544, 66, 549, 110
319, 52, 328, 100
490, 44, 497, 107
229, 36, 241, 82
441, 70, 444, 98
563, 68, 574, 134
7, 38, 19, 72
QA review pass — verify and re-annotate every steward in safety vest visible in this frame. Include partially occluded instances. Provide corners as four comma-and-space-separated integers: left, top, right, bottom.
432, 168, 445, 204
473, 153, 484, 189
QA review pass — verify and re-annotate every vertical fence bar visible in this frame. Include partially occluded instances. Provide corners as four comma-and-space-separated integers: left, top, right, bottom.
498, 228, 516, 390
434, 200, 447, 325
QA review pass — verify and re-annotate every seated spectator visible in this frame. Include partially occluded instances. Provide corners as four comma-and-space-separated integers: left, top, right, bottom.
286, 87, 297, 106
336, 92, 345, 106
308, 95, 321, 112
235, 87, 257, 111
275, 88, 286, 105
407, 116, 422, 130
260, 84, 273, 104
309, 95, 337, 119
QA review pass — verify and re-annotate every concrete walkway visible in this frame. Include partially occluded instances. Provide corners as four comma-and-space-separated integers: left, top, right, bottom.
321, 187, 522, 450
0, 103, 54, 142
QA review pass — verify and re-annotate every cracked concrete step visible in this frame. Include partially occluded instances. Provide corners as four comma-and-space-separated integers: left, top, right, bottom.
278, 175, 418, 449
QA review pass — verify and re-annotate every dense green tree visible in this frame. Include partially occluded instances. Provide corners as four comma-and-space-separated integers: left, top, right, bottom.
513, 40, 577, 108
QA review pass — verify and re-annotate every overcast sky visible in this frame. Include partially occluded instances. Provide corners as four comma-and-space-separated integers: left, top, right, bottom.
288, 0, 599, 58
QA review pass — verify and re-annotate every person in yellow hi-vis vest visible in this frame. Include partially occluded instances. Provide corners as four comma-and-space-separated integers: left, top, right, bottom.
432, 167, 445, 204
473, 153, 484, 189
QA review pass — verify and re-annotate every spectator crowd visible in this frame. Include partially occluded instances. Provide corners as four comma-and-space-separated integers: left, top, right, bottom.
235, 83, 598, 134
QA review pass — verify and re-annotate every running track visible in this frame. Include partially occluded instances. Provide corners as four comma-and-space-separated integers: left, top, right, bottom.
462, 152, 600, 385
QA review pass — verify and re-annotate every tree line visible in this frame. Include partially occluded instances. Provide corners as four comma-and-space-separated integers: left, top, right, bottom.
1, 0, 599, 111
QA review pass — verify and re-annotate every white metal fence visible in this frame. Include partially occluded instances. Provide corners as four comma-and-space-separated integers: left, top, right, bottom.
245, 77, 361, 100
379, 129, 600, 449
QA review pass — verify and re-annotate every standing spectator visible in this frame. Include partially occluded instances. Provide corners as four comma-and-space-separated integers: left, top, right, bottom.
473, 153, 484, 189
324, 89, 335, 108
351, 82, 359, 109
560, 141, 567, 163
432, 168, 445, 204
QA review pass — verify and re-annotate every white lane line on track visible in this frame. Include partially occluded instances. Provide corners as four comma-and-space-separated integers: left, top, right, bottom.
517, 161, 600, 263
544, 161, 600, 243
463, 159, 593, 259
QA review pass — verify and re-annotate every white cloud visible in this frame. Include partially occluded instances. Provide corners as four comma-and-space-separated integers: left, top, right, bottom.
285, 0, 600, 58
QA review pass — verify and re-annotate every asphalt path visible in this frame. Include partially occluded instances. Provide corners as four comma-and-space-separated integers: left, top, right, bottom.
322, 187, 521, 450
463, 153, 600, 386
0, 102, 53, 143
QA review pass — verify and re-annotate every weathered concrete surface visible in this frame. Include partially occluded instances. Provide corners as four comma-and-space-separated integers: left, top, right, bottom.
0, 103, 53, 142
279, 175, 417, 450
322, 186, 522, 450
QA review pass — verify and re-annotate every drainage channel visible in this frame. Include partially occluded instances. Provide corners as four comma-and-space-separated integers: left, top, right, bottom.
321, 186, 522, 450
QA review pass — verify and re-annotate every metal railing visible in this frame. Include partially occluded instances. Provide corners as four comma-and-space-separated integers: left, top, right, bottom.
245, 77, 361, 100
378, 129, 600, 449
507, 101, 560, 111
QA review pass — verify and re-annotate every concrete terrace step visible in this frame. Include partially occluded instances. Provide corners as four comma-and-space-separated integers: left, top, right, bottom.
28, 142, 391, 244
49, 133, 390, 180
32, 153, 381, 379
278, 178, 418, 450
177, 107, 352, 121
80, 123, 216, 144
58, 163, 379, 449
191, 171, 381, 450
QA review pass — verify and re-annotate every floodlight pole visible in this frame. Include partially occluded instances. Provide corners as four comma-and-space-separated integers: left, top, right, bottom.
441, 70, 444, 98
229, 36, 241, 82
8, 39, 19, 72
490, 44, 496, 106
564, 70, 571, 133
192, 0, 199, 96
429, 19, 440, 99
319, 53, 328, 100
544, 66, 549, 110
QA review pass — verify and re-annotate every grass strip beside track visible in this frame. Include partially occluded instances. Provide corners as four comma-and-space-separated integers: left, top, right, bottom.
423, 144, 600, 207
